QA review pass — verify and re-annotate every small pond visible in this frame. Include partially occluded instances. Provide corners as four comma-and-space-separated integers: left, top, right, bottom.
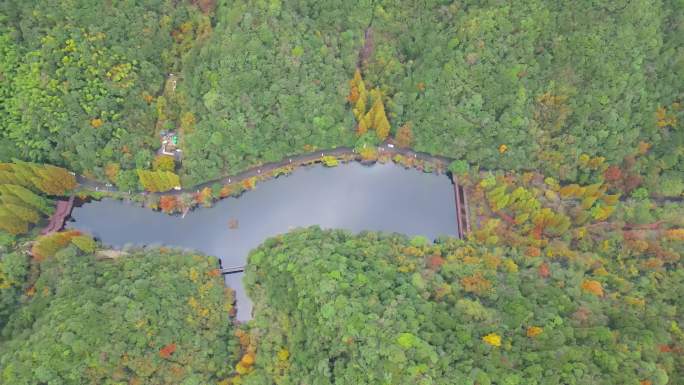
68, 162, 458, 320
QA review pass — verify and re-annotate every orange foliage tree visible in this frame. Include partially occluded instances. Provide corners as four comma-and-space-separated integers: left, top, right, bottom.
241, 177, 257, 190
219, 184, 234, 198
460, 272, 493, 296
604, 165, 622, 182
159, 196, 178, 213
581, 279, 604, 297
159, 343, 177, 359
104, 163, 120, 183
395, 122, 413, 148
32, 230, 81, 262
195, 187, 213, 207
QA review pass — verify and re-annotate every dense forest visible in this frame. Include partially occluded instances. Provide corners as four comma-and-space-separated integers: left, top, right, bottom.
0, 241, 238, 384
243, 228, 683, 384
0, 0, 683, 384
1, 0, 681, 192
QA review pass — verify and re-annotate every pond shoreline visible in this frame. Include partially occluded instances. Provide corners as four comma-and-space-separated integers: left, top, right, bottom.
76, 142, 456, 198
69, 162, 461, 322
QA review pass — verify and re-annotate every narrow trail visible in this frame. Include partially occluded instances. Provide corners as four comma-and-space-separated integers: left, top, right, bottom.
75, 142, 455, 197
75, 144, 683, 206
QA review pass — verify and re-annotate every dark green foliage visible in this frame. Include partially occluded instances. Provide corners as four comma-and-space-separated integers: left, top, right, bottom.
176, 1, 362, 184
244, 227, 683, 384
175, 0, 684, 190
0, 247, 238, 384
0, 1, 207, 180
0, 250, 28, 329
362, 0, 681, 189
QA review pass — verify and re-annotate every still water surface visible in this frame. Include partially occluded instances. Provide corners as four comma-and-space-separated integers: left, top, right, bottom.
69, 163, 458, 320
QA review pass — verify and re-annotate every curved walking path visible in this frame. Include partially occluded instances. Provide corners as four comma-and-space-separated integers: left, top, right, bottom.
75, 144, 683, 205
76, 142, 455, 197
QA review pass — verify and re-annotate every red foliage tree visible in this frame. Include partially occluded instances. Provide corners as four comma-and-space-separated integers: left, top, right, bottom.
604, 165, 622, 182
427, 255, 445, 270
159, 343, 177, 359
538, 263, 550, 278
159, 196, 177, 213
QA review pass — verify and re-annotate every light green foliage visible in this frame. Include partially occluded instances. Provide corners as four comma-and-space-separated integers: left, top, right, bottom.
0, 1, 682, 382
116, 169, 141, 192
448, 160, 469, 176
136, 169, 181, 192
70, 235, 96, 253
0, 247, 238, 384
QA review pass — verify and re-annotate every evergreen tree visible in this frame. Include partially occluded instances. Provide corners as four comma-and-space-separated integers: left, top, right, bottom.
1, 184, 52, 215
3, 204, 39, 224
0, 215, 28, 235
371, 98, 391, 141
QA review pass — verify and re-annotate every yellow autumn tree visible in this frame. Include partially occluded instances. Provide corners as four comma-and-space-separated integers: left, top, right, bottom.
349, 69, 367, 121
32, 230, 81, 262
347, 69, 362, 104
482, 333, 501, 347
358, 110, 371, 136
153, 155, 176, 172
359, 146, 378, 161
137, 170, 180, 192
370, 97, 390, 140
90, 118, 103, 128
0, 215, 28, 235
0, 162, 76, 196
347, 70, 391, 138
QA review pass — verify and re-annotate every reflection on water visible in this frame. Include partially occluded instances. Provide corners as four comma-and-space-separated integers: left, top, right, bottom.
69, 163, 458, 320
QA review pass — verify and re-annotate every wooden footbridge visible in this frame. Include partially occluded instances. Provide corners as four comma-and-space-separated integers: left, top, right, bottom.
221, 266, 245, 275
41, 196, 75, 235
452, 175, 471, 239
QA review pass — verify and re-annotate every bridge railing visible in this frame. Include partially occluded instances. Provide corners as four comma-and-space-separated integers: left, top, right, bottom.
221, 266, 245, 275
